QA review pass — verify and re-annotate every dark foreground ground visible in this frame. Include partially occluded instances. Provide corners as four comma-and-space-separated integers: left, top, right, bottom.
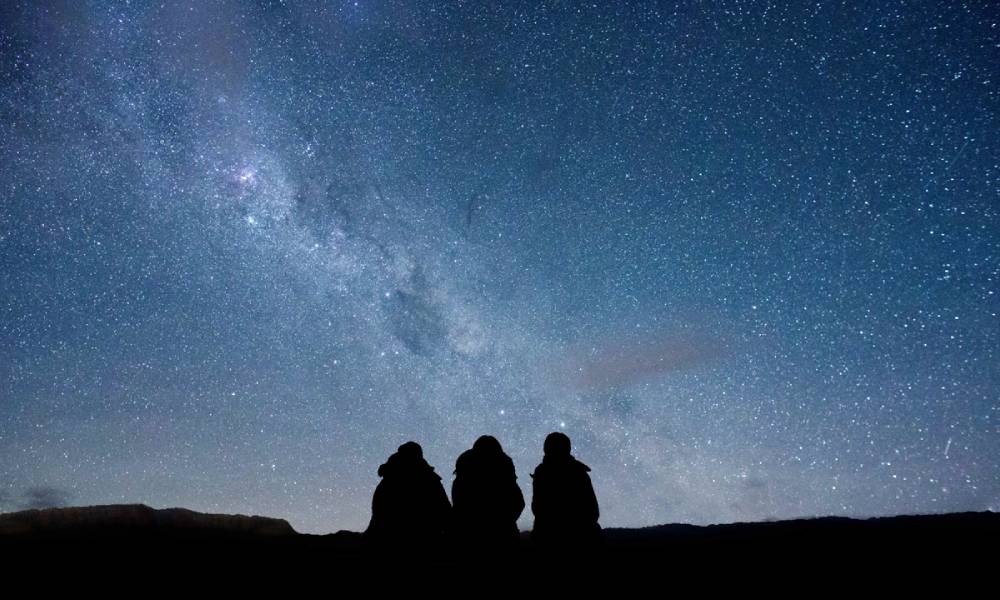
1, 504, 997, 587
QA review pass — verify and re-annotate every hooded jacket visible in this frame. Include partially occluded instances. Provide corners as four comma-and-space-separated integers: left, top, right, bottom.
530, 453, 601, 544
365, 445, 451, 543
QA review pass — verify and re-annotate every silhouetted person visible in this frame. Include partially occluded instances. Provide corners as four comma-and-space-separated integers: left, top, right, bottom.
365, 441, 451, 547
451, 435, 525, 550
530, 432, 601, 548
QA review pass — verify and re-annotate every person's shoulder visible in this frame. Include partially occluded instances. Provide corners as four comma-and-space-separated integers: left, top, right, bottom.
498, 453, 517, 475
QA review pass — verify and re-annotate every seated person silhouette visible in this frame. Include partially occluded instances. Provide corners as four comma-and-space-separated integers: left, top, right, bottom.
451, 435, 525, 550
530, 432, 602, 547
365, 441, 451, 546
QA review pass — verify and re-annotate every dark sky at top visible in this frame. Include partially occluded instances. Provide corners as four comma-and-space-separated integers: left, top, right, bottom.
1, 1, 997, 534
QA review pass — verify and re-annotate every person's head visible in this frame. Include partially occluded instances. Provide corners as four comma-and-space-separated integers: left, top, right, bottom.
543, 432, 571, 457
379, 441, 425, 476
473, 435, 503, 455
397, 441, 424, 460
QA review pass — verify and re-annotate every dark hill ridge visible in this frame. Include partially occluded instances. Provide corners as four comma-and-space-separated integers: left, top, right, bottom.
1, 504, 997, 576
603, 510, 999, 550
3, 503, 996, 539
0, 504, 297, 538
1, 504, 997, 544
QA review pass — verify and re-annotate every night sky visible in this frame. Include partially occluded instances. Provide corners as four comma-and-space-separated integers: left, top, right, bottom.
1, 1, 998, 534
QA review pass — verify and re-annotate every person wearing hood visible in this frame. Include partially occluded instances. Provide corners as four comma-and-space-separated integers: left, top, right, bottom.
365, 441, 451, 546
529, 432, 602, 547
451, 435, 525, 550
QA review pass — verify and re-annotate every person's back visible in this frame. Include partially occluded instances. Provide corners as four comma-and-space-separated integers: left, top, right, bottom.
530, 432, 601, 547
365, 441, 451, 547
451, 435, 525, 549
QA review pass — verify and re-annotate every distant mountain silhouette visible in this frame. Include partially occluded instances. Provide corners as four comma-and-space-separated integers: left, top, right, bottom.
0, 504, 296, 538
603, 511, 999, 550
2, 504, 996, 580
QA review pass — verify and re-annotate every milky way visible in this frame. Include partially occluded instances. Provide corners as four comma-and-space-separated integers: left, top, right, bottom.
1, 1, 998, 533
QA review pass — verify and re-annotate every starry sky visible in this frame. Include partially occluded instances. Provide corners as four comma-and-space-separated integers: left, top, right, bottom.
1, 1, 998, 534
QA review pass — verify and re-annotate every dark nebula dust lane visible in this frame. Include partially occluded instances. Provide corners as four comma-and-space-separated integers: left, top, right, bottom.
1, 1, 998, 533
